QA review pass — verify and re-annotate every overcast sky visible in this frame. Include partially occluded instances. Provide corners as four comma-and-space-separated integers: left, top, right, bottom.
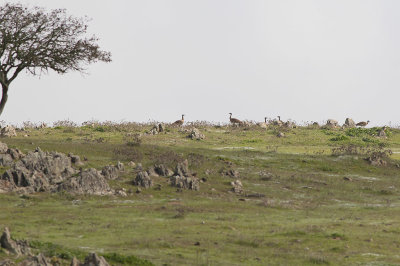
4, 0, 400, 126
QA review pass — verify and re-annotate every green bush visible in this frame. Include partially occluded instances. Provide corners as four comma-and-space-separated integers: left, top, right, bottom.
102, 253, 154, 266
329, 135, 349, 141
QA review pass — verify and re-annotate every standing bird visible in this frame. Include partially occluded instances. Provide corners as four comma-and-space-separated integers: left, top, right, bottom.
274, 116, 283, 126
356, 120, 370, 127
229, 113, 242, 126
173, 114, 185, 126
257, 117, 268, 128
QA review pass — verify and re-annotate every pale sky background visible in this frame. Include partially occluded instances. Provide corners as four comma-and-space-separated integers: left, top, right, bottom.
3, 0, 400, 126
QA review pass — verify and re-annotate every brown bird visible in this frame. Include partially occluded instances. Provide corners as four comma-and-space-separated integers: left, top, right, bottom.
173, 114, 185, 126
229, 113, 242, 125
257, 117, 268, 128
356, 120, 370, 127
274, 116, 283, 126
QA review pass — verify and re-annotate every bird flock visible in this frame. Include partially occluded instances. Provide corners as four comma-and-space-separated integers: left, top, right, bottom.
170, 114, 371, 128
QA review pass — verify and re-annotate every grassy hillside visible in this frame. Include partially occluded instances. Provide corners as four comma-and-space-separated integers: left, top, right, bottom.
1, 122, 400, 265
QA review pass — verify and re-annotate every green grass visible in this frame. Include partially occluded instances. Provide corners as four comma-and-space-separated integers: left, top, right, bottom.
0, 123, 400, 265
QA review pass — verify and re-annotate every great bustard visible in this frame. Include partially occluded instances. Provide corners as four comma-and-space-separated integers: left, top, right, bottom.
257, 117, 268, 128
274, 116, 283, 126
229, 113, 242, 125
173, 114, 185, 126
356, 120, 370, 127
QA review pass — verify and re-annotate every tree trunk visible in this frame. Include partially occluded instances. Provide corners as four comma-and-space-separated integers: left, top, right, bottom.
0, 83, 9, 117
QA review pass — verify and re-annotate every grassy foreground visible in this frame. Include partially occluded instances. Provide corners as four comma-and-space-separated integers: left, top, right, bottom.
1, 122, 400, 265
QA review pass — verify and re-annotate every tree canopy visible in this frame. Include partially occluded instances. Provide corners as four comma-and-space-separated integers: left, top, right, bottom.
0, 3, 111, 115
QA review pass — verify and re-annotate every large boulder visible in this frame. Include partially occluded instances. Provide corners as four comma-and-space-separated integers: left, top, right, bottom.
344, 118, 356, 128
0, 126, 16, 137
133, 171, 153, 188
170, 175, 200, 191
57, 168, 113, 195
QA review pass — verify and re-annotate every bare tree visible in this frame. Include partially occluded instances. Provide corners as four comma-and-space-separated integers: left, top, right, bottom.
0, 3, 111, 116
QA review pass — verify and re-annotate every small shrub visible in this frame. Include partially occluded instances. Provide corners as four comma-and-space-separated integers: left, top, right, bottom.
329, 135, 349, 141
102, 253, 154, 266
125, 133, 142, 147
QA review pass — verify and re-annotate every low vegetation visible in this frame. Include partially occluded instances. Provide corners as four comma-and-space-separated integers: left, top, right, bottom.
0, 121, 400, 265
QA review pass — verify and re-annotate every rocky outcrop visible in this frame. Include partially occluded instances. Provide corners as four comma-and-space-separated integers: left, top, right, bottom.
187, 128, 205, 140
0, 147, 119, 196
326, 119, 339, 128
378, 129, 387, 138
223, 169, 240, 178
0, 142, 24, 167
68, 153, 84, 166
133, 171, 153, 188
57, 168, 113, 195
0, 227, 31, 256
0, 228, 111, 266
169, 160, 200, 190
231, 180, 243, 193
344, 118, 356, 128
0, 126, 16, 137
146, 164, 173, 177
147, 123, 165, 135
1, 148, 77, 193
174, 160, 191, 177
101, 162, 124, 180
71, 253, 109, 266
20, 253, 51, 266
170, 175, 199, 191
0, 142, 8, 153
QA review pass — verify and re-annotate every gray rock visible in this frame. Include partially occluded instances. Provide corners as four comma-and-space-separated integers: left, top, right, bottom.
134, 171, 153, 188
57, 168, 113, 195
188, 128, 205, 140
101, 165, 119, 180
277, 132, 285, 138
0, 142, 8, 154
1, 148, 77, 192
344, 118, 356, 128
21, 253, 51, 266
378, 129, 387, 138
231, 180, 243, 193
70, 257, 80, 266
0, 126, 16, 137
82, 253, 110, 266
116, 161, 124, 171
154, 164, 173, 177
0, 259, 14, 266
7, 148, 24, 160
0, 227, 31, 256
69, 153, 84, 166
170, 175, 200, 191
175, 160, 191, 177
147, 167, 159, 177
0, 154, 13, 167
127, 161, 136, 168
223, 169, 240, 178
158, 123, 165, 133
326, 119, 339, 128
